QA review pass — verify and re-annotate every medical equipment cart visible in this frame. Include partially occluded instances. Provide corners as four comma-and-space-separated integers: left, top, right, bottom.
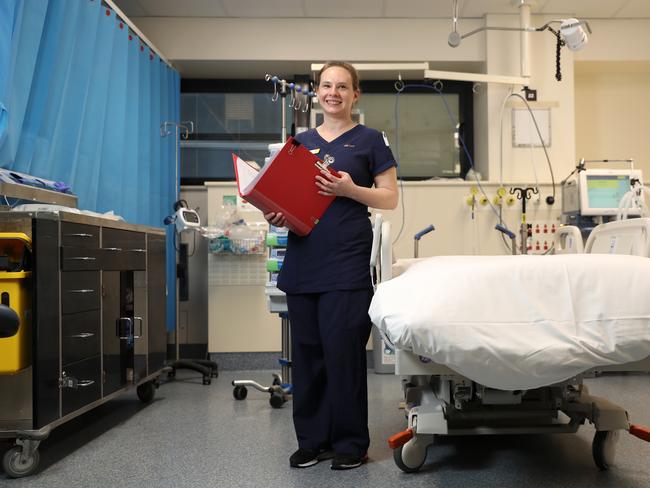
0, 210, 168, 478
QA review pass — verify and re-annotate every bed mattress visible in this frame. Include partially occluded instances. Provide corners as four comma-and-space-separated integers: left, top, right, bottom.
369, 254, 650, 390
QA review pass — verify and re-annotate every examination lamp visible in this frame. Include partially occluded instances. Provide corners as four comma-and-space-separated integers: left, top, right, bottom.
446, 0, 590, 53
447, 19, 591, 51
448, 17, 590, 51
559, 18, 589, 52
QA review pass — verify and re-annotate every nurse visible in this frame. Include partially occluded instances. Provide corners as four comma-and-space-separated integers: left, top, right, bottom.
266, 61, 398, 470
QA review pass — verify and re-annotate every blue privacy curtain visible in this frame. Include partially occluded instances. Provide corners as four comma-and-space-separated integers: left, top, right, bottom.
0, 0, 180, 331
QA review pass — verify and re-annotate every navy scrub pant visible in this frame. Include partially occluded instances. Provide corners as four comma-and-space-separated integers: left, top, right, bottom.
286, 288, 374, 458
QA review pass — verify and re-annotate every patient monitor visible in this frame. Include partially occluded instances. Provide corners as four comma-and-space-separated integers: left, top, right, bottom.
563, 168, 643, 217
580, 169, 642, 216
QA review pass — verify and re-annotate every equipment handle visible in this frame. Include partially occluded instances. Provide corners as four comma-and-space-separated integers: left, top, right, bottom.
495, 224, 516, 239
414, 225, 435, 241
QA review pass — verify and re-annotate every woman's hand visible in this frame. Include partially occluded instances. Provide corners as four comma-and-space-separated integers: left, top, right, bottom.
316, 170, 355, 198
264, 211, 286, 227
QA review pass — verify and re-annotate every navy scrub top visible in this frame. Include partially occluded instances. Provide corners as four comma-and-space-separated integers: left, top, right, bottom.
277, 124, 397, 294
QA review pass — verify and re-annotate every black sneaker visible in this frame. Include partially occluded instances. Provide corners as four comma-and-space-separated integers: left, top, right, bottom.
330, 453, 368, 470
289, 448, 333, 468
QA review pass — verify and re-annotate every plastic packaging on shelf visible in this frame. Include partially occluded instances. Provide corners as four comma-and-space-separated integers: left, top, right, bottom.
228, 223, 266, 255
208, 205, 266, 255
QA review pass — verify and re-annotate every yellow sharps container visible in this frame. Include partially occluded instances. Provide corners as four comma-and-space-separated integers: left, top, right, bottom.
0, 233, 32, 374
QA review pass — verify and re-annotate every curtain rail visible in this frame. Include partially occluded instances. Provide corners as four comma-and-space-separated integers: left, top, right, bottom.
103, 0, 173, 69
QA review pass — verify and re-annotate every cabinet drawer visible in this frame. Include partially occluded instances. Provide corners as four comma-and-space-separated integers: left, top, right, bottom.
61, 222, 99, 249
61, 247, 100, 271
101, 228, 147, 270
101, 249, 146, 270
62, 310, 101, 365
61, 355, 101, 416
102, 228, 146, 251
61, 271, 100, 313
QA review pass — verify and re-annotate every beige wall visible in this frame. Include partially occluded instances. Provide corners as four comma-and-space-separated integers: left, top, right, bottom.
575, 62, 650, 176
131, 17, 485, 63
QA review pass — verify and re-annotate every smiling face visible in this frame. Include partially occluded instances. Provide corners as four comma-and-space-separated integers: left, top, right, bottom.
316, 66, 360, 121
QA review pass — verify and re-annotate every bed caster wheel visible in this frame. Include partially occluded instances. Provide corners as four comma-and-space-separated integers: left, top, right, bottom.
233, 385, 248, 400
269, 392, 285, 409
593, 430, 619, 471
394, 439, 427, 473
136, 381, 156, 403
2, 446, 40, 478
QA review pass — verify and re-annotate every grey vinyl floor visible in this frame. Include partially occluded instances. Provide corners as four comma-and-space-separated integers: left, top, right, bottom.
1, 369, 649, 488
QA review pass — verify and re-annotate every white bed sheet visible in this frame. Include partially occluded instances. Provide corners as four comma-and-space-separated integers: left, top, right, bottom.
369, 254, 650, 390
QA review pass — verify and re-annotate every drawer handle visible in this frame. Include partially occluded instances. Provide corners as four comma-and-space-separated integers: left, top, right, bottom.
66, 257, 96, 261
117, 317, 133, 340
59, 373, 95, 389
65, 233, 94, 238
132, 249, 147, 253
70, 332, 95, 339
68, 289, 95, 294
103, 247, 122, 251
134, 316, 143, 339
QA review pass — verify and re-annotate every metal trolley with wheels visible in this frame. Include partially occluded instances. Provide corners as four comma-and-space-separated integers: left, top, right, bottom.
0, 211, 170, 478
0, 375, 162, 478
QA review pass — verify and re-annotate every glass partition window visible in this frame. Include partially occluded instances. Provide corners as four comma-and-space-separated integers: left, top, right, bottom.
180, 81, 472, 182
181, 92, 292, 181
357, 93, 462, 179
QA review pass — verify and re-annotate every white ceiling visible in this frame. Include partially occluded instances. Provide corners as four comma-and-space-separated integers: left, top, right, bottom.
113, 0, 650, 19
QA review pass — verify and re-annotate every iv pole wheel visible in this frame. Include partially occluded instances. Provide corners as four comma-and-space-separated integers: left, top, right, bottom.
269, 392, 286, 409
233, 385, 248, 400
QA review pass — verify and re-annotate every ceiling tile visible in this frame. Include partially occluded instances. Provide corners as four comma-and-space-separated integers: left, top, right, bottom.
221, 0, 305, 17
383, 0, 440, 18
460, 0, 520, 18
538, 0, 624, 18
112, 0, 650, 19
304, 0, 383, 18
613, 0, 650, 18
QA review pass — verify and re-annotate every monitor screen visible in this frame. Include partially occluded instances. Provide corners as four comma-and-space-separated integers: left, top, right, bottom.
579, 169, 642, 216
586, 174, 630, 209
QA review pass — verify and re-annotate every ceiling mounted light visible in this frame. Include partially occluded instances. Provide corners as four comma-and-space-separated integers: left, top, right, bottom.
447, 1, 591, 52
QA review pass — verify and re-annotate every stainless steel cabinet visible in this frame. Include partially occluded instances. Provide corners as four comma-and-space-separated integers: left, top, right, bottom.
0, 211, 168, 478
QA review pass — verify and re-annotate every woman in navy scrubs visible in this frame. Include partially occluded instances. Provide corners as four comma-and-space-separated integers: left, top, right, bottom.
265, 61, 398, 470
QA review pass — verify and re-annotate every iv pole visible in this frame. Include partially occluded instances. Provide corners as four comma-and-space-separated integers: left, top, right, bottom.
231, 74, 314, 407
161, 120, 218, 385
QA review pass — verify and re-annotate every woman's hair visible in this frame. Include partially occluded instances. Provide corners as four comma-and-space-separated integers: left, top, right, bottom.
317, 61, 360, 92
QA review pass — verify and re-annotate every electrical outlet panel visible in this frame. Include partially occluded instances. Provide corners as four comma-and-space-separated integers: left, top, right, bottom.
526, 220, 559, 254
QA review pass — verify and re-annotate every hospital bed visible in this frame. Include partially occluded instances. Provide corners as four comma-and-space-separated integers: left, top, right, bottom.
369, 217, 650, 473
